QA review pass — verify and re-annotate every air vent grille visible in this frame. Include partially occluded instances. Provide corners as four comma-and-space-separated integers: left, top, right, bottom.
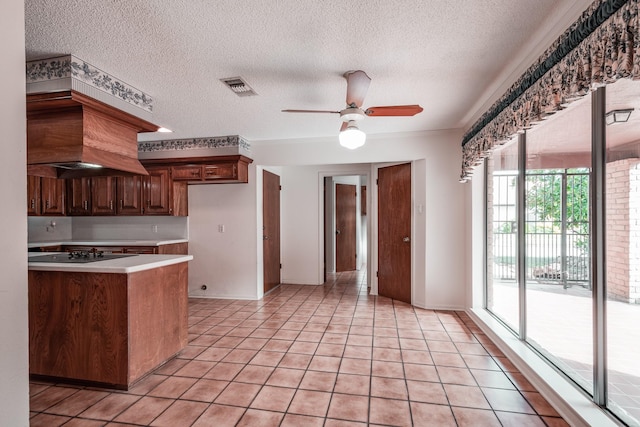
220, 77, 257, 97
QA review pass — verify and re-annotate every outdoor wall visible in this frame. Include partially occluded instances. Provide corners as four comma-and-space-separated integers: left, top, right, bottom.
606, 158, 640, 303
1, 0, 29, 424
188, 165, 259, 299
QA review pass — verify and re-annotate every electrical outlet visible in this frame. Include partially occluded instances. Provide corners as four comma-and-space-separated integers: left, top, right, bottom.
152, 225, 158, 233
218, 224, 225, 233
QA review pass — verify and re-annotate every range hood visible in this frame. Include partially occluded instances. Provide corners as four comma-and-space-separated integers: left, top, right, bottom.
27, 90, 159, 179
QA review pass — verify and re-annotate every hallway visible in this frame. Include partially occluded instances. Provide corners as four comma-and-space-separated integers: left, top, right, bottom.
29, 269, 567, 426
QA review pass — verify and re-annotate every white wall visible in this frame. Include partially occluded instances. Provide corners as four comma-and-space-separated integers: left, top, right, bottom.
188, 165, 259, 299
1, 0, 29, 424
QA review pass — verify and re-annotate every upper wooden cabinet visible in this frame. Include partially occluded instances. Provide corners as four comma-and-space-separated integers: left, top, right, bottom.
67, 176, 117, 215
28, 176, 65, 216
144, 167, 173, 215
65, 171, 187, 216
142, 155, 253, 184
116, 175, 144, 215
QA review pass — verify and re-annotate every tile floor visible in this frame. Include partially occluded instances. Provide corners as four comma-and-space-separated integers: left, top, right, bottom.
29, 269, 569, 426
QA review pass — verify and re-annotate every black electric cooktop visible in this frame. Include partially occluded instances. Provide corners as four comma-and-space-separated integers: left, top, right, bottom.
29, 253, 138, 264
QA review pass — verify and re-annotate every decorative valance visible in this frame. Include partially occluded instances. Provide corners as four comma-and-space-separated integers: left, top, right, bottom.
460, 0, 638, 182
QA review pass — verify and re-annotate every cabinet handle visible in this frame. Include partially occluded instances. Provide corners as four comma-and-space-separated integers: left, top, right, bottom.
109, 200, 113, 210
120, 200, 124, 209
83, 200, 88, 210
45, 200, 50, 209
31, 199, 35, 209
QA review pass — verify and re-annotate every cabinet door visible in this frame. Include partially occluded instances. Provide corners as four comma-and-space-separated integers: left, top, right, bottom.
27, 175, 41, 216
171, 165, 202, 181
67, 177, 92, 215
40, 177, 66, 216
116, 175, 143, 215
203, 163, 237, 180
91, 176, 116, 215
144, 168, 172, 215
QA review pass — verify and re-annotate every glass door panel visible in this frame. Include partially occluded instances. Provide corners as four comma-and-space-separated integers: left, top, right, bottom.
486, 137, 520, 332
525, 94, 593, 394
605, 79, 640, 425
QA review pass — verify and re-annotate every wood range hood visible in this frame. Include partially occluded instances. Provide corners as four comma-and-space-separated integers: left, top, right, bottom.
27, 90, 159, 179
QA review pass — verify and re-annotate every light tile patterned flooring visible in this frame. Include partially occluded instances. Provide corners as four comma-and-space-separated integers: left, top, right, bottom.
29, 269, 569, 426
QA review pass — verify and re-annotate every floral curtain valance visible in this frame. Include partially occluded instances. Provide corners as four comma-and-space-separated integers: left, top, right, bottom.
460, 0, 638, 182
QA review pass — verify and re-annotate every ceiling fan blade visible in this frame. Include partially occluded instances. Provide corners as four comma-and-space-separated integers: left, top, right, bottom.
281, 109, 340, 114
345, 70, 371, 108
340, 121, 348, 132
365, 105, 423, 116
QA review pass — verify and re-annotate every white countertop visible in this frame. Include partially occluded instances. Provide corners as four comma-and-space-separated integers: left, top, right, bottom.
28, 253, 193, 274
27, 239, 188, 249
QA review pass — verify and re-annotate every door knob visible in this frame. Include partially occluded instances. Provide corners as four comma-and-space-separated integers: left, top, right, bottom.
263, 235, 269, 240
336, 230, 341, 235
403, 236, 410, 243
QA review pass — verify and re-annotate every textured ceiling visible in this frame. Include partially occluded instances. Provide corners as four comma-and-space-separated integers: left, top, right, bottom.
25, 0, 593, 144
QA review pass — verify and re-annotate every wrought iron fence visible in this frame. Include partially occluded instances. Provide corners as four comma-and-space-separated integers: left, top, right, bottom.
491, 170, 590, 288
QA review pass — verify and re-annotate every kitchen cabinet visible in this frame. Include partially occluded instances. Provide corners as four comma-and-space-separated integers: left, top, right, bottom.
91, 176, 117, 215
28, 260, 189, 389
28, 175, 65, 216
143, 155, 253, 184
116, 175, 144, 215
65, 170, 187, 216
66, 177, 92, 215
67, 176, 116, 215
144, 167, 172, 215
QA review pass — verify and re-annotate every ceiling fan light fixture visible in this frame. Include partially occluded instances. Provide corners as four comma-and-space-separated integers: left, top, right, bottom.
339, 121, 366, 149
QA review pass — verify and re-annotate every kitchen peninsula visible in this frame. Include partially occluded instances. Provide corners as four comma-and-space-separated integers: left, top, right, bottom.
28, 252, 193, 389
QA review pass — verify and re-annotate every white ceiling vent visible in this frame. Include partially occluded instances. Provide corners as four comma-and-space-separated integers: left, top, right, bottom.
220, 77, 257, 97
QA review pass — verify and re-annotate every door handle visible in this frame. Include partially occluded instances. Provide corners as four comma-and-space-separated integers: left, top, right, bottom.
263, 235, 269, 240
336, 230, 341, 235
403, 236, 410, 243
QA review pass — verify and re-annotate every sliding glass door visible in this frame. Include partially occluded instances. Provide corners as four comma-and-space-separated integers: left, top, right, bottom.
485, 82, 640, 424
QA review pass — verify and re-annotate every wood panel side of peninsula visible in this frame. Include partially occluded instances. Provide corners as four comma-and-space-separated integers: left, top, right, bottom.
28, 262, 188, 389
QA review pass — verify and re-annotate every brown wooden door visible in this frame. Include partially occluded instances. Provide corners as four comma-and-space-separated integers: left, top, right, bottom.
144, 167, 172, 215
336, 183, 357, 272
91, 176, 116, 215
117, 175, 144, 215
40, 177, 66, 216
67, 177, 91, 215
263, 170, 281, 293
378, 163, 412, 304
27, 176, 41, 216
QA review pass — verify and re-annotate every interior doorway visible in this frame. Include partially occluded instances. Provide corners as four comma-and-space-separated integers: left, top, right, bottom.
323, 175, 368, 278
335, 183, 357, 272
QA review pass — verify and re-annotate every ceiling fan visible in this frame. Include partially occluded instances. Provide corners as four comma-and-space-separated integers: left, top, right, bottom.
282, 70, 423, 149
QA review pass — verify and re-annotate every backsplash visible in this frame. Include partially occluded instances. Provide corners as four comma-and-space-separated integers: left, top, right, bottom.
28, 217, 73, 242
28, 216, 188, 243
